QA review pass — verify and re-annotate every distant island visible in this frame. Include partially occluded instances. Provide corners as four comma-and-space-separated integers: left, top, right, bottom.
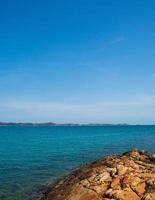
0, 122, 144, 126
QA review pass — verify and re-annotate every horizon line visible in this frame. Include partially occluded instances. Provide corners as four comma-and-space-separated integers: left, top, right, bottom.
0, 121, 155, 126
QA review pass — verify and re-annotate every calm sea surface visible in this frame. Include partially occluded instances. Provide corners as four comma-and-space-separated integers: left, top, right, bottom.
0, 125, 155, 200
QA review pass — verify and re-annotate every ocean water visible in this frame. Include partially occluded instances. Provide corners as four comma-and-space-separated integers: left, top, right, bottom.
0, 125, 155, 200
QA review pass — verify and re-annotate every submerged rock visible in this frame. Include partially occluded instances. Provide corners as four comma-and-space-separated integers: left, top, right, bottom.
41, 150, 155, 200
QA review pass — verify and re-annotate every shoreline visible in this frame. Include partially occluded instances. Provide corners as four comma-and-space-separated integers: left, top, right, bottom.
41, 149, 155, 200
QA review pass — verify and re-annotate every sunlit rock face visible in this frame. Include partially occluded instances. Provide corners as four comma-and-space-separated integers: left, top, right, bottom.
41, 149, 155, 200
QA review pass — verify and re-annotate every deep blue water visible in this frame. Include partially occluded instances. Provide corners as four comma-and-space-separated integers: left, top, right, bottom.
0, 125, 155, 200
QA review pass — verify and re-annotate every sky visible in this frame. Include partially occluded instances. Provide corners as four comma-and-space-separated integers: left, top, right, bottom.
0, 0, 155, 124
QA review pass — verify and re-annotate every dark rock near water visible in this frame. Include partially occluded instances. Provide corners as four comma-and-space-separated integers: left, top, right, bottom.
41, 149, 155, 200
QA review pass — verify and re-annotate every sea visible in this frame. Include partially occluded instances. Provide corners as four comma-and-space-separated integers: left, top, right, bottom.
0, 125, 155, 200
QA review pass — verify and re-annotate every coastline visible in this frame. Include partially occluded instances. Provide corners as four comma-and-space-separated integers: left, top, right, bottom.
41, 149, 155, 200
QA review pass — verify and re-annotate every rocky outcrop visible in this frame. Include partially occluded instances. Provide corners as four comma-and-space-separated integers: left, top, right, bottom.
42, 150, 155, 200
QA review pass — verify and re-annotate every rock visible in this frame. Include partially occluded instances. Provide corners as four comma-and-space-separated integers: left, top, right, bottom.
67, 184, 102, 200
143, 192, 155, 200
133, 182, 146, 196
41, 149, 155, 200
97, 172, 112, 182
112, 187, 140, 200
117, 164, 128, 176
111, 177, 120, 188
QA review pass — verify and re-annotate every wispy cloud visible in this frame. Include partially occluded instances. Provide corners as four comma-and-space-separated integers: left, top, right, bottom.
0, 95, 155, 124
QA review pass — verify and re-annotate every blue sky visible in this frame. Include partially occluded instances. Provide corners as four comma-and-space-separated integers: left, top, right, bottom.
0, 0, 155, 123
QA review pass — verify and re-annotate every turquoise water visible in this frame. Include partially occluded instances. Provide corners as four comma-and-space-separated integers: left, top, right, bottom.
0, 125, 155, 200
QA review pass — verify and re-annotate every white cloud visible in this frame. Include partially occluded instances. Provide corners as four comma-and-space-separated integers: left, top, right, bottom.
0, 95, 155, 124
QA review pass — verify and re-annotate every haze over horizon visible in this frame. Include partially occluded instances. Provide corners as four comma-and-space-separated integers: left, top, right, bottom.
0, 0, 155, 124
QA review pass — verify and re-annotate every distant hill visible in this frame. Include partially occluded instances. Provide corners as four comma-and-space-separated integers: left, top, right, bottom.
0, 122, 132, 126
0, 122, 56, 126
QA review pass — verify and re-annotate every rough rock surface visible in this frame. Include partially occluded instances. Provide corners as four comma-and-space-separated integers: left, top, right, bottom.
41, 150, 155, 200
